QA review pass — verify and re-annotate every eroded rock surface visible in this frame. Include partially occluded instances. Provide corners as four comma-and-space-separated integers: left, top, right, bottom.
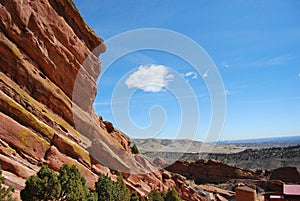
166, 159, 259, 184
0, 0, 206, 200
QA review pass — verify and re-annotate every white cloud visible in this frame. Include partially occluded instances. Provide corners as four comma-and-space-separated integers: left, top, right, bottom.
185, 71, 194, 77
298, 73, 300, 77
125, 65, 174, 92
265, 55, 291, 65
192, 73, 199, 79
222, 63, 230, 68
202, 70, 209, 78
183, 71, 199, 80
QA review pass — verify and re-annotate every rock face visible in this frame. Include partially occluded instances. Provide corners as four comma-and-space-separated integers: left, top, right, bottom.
0, 0, 206, 200
269, 167, 300, 183
153, 157, 169, 168
166, 159, 258, 184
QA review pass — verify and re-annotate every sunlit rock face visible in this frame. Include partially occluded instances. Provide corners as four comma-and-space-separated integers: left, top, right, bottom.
0, 1, 207, 200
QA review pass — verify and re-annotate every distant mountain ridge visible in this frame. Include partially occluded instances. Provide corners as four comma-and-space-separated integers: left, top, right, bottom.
132, 136, 300, 154
216, 135, 300, 146
132, 138, 245, 154
134, 137, 300, 171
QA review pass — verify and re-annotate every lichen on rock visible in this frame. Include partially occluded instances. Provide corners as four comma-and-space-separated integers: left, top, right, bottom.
0, 0, 206, 200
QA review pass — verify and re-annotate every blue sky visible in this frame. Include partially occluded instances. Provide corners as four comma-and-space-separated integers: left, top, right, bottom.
73, 0, 300, 141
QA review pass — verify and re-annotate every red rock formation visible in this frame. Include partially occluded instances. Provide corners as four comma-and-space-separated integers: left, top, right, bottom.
153, 157, 169, 168
0, 0, 206, 200
166, 159, 258, 184
269, 167, 300, 183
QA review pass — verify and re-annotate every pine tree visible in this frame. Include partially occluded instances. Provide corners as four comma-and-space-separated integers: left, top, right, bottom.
20, 165, 61, 201
163, 188, 182, 201
58, 164, 88, 201
148, 189, 164, 201
130, 191, 140, 201
21, 164, 96, 201
85, 186, 98, 201
95, 174, 114, 201
131, 144, 140, 154
115, 172, 130, 201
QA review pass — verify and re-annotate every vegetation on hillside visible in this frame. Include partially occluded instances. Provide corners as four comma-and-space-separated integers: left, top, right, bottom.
0, 166, 16, 201
131, 144, 140, 154
20, 164, 182, 201
20, 164, 97, 201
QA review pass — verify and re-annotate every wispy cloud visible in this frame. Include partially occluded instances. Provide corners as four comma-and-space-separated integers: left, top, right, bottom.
264, 55, 293, 66
224, 89, 236, 96
125, 64, 174, 92
182, 71, 199, 81
298, 73, 300, 77
222, 55, 296, 69
221, 62, 230, 68
224, 86, 244, 96
185, 71, 194, 77
202, 70, 209, 78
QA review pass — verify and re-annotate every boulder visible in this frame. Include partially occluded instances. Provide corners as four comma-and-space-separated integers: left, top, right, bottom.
269, 166, 300, 183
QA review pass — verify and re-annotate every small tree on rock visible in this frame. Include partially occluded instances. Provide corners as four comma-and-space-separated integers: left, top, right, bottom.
115, 172, 130, 201
95, 172, 131, 201
163, 188, 182, 201
20, 165, 61, 201
59, 164, 89, 201
148, 189, 163, 201
131, 144, 140, 154
95, 174, 114, 201
21, 164, 96, 201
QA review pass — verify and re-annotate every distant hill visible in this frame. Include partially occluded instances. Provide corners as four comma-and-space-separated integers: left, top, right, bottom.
131, 138, 245, 154
132, 136, 300, 154
133, 138, 300, 171
216, 135, 300, 147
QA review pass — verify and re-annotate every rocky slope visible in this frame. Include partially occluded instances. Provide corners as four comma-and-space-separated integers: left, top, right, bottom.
0, 0, 205, 200
166, 159, 300, 200
132, 138, 245, 154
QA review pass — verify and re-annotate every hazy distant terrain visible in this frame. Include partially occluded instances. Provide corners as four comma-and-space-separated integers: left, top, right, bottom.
132, 138, 246, 154
132, 136, 300, 170
217, 135, 300, 148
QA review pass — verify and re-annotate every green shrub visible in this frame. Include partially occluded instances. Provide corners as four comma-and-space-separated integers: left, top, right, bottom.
148, 189, 164, 201
95, 173, 131, 201
20, 165, 61, 201
0, 167, 16, 201
163, 188, 182, 201
115, 173, 131, 201
95, 174, 114, 201
59, 164, 90, 201
20, 164, 183, 201
21, 164, 96, 201
131, 144, 140, 154
130, 191, 140, 201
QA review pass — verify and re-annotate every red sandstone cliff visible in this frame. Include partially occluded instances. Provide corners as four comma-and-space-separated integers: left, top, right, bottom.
0, 0, 206, 200
166, 159, 259, 184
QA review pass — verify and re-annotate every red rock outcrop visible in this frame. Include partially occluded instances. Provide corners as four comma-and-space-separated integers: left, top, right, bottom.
153, 157, 169, 168
269, 167, 300, 183
166, 159, 258, 184
0, 0, 206, 200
